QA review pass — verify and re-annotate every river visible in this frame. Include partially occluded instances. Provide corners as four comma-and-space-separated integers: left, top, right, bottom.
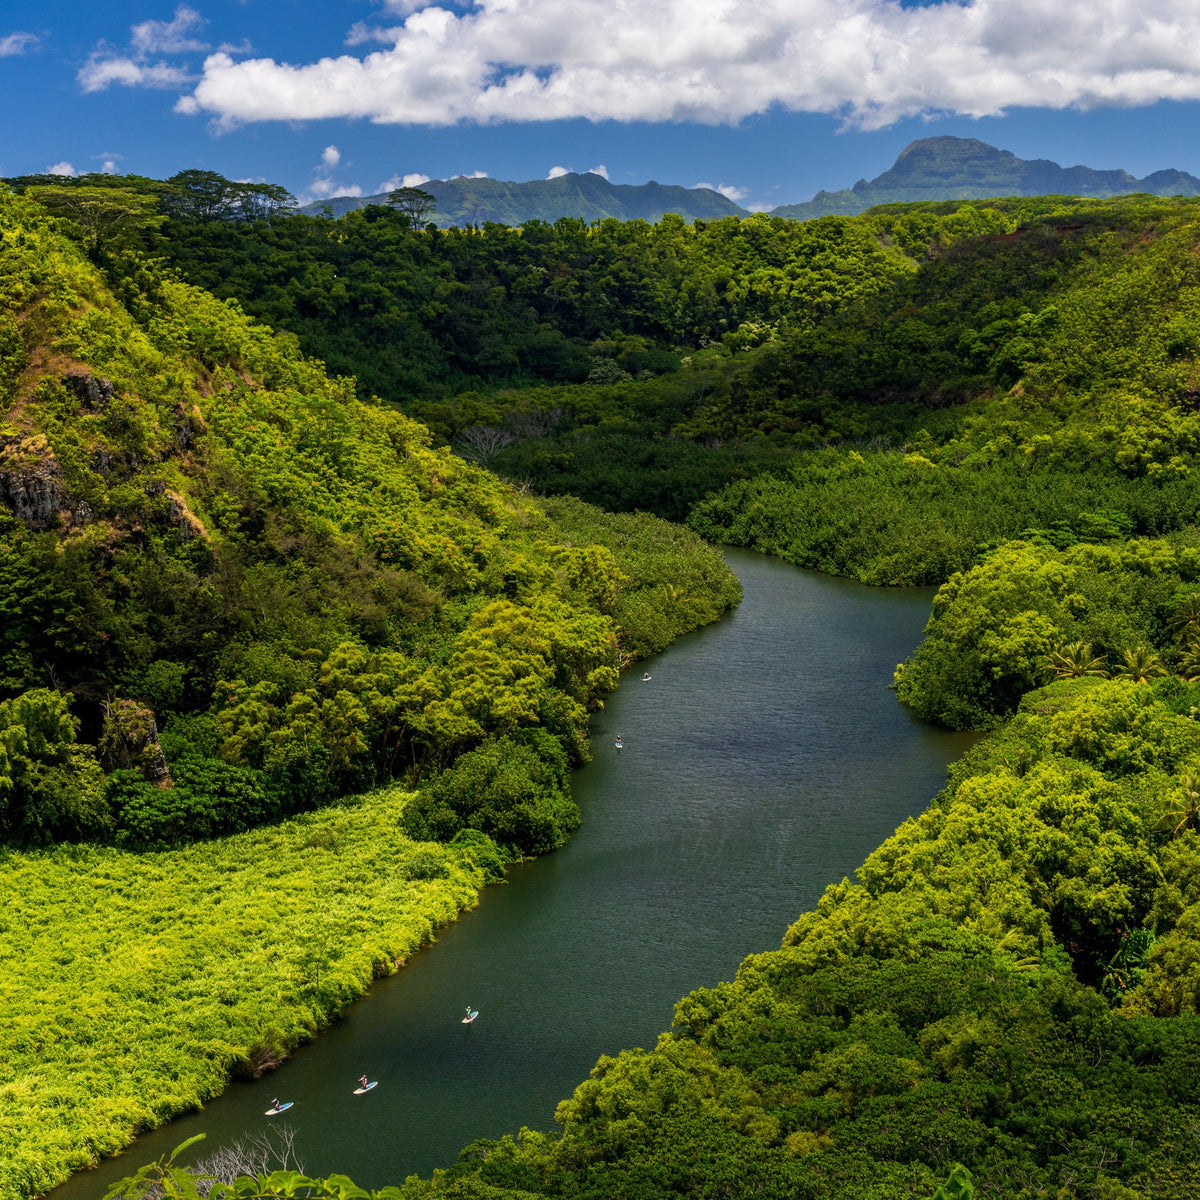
55, 550, 977, 1197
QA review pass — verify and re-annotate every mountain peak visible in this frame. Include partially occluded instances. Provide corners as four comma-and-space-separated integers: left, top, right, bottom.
771, 136, 1200, 220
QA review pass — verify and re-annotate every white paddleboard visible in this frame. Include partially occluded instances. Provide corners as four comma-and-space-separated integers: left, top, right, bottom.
462, 1010, 478, 1024
265, 1102, 293, 1116
353, 1082, 378, 1094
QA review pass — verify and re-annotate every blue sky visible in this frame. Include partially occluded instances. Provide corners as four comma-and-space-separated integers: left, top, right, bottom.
5, 1, 1200, 210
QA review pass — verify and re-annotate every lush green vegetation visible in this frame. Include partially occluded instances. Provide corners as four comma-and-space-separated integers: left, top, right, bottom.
0, 186, 737, 855
0, 784, 500, 1200
157, 195, 1008, 405
894, 532, 1200, 729
17, 175, 1200, 1200
0, 185, 739, 1199
118, 678, 1200, 1198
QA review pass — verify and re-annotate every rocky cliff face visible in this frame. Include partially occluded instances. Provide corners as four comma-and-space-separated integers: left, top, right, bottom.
0, 432, 68, 528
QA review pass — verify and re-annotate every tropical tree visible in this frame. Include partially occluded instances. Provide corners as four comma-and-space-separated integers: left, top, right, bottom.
28, 185, 165, 259
386, 185, 437, 225
1161, 773, 1200, 838
1046, 641, 1109, 679
1167, 591, 1200, 643
1178, 642, 1200, 681
1112, 646, 1168, 684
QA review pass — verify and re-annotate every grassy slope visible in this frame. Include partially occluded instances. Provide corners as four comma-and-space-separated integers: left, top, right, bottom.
0, 788, 486, 1200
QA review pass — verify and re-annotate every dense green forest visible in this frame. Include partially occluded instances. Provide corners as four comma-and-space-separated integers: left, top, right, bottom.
9, 172, 1200, 1199
0, 185, 739, 1199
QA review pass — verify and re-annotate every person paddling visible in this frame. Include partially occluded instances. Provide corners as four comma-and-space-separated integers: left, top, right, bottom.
358, 1075, 369, 1088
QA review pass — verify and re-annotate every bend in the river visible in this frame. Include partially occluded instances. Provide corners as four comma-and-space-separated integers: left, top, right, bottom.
53, 549, 977, 1197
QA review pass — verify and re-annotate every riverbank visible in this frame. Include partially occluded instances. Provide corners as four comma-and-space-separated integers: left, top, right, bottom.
0, 786, 492, 1200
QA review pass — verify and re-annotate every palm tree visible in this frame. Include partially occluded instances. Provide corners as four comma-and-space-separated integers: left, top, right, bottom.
1167, 593, 1200, 644
1046, 641, 1109, 679
1161, 774, 1200, 838
1177, 643, 1200, 682
1113, 646, 1168, 684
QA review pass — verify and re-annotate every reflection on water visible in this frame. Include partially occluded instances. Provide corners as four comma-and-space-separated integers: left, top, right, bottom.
54, 551, 977, 1197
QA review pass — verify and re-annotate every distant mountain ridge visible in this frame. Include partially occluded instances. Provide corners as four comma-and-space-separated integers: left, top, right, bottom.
302, 171, 748, 225
771, 136, 1200, 219
305, 138, 1200, 228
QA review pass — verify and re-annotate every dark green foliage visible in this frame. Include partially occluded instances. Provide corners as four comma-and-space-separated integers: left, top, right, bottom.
401, 728, 576, 857
158, 206, 987, 406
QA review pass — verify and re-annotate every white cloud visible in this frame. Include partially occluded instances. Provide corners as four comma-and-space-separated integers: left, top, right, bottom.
322, 144, 341, 168
586, 164, 609, 180
695, 180, 749, 202
0, 32, 39, 56
171, 0, 1200, 131
547, 165, 570, 179
46, 162, 77, 176
451, 169, 488, 179
79, 55, 192, 92
306, 178, 364, 201
79, 5, 209, 94
379, 172, 433, 191
346, 22, 403, 47
100, 160, 118, 173
131, 5, 208, 56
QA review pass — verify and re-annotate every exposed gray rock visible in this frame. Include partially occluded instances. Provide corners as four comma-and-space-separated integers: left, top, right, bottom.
0, 435, 66, 528
63, 372, 114, 411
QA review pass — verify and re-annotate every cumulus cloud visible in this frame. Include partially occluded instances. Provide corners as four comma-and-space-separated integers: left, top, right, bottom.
80, 56, 192, 91
131, 6, 208, 56
451, 169, 488, 178
587, 164, 609, 179
322, 144, 341, 168
695, 180, 749, 202
0, 32, 39, 56
170, 0, 1200, 131
46, 162, 77, 176
547, 165, 571, 178
79, 5, 208, 93
307, 178, 364, 201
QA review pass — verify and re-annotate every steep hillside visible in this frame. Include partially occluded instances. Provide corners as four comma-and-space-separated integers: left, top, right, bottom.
771, 136, 1200, 219
301, 171, 748, 225
0, 186, 739, 853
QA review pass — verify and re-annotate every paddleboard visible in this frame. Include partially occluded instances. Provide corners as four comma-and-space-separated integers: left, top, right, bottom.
462, 1010, 479, 1024
265, 1102, 293, 1116
353, 1082, 378, 1094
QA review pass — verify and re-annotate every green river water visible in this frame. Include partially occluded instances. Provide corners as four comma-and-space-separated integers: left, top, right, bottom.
56, 550, 977, 1197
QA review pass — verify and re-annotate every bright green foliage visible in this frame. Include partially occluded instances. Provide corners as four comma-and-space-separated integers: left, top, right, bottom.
0, 186, 738, 848
894, 535, 1200, 727
401, 728, 577, 856
0, 785, 494, 1200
